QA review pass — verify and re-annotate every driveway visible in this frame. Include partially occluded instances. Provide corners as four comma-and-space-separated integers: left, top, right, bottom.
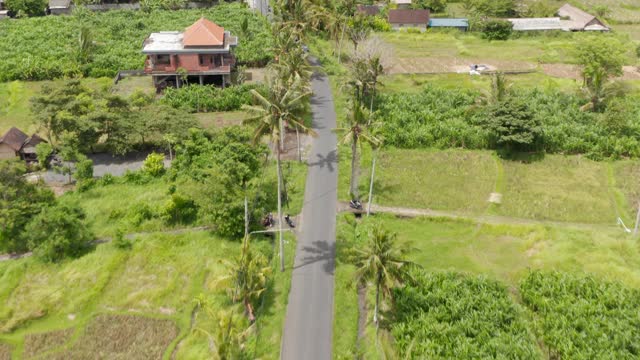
42, 152, 171, 184
281, 59, 338, 360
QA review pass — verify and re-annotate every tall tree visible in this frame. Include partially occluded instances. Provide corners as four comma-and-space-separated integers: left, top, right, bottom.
243, 75, 313, 272
352, 224, 414, 326
574, 36, 627, 111
0, 160, 55, 253
215, 238, 271, 322
335, 102, 380, 201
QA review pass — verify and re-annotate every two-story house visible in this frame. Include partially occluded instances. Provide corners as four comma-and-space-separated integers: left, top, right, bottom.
142, 18, 238, 90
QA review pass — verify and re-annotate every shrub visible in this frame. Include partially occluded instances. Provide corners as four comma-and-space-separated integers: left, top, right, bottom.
161, 194, 198, 225
75, 157, 94, 181
35, 142, 53, 169
161, 84, 264, 113
113, 228, 132, 250
485, 98, 543, 153
123, 170, 152, 185
636, 44, 640, 59
128, 202, 155, 226
480, 19, 513, 41
4, 0, 47, 17
26, 203, 94, 262
143, 152, 165, 177
98, 173, 115, 186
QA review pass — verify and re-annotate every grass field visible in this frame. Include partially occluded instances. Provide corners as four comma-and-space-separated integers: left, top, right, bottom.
0, 229, 294, 359
354, 149, 638, 225
195, 111, 248, 129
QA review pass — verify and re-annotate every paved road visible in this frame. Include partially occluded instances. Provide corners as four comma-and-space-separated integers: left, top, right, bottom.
281, 60, 338, 360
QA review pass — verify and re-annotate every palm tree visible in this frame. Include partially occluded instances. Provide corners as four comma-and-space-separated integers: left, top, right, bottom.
352, 224, 413, 327
193, 297, 252, 360
242, 75, 313, 272
215, 238, 271, 322
335, 101, 380, 201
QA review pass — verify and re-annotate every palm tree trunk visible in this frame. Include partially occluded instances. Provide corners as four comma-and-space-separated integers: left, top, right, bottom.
369, 84, 376, 116
296, 127, 301, 163
350, 136, 359, 200
277, 146, 285, 272
280, 119, 285, 152
338, 22, 346, 64
366, 150, 376, 216
374, 276, 380, 328
244, 193, 249, 238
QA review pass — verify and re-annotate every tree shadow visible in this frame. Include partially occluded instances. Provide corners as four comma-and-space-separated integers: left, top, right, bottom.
497, 150, 546, 163
293, 240, 336, 275
308, 150, 338, 172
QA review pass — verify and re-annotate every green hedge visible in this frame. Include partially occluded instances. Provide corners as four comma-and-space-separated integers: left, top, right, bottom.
161, 83, 265, 112
0, 3, 272, 81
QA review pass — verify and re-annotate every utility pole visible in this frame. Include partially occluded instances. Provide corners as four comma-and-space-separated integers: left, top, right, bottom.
634, 202, 640, 236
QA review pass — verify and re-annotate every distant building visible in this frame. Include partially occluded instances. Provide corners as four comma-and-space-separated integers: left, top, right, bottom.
508, 17, 564, 31
392, 0, 411, 10
0, 0, 8, 19
356, 5, 381, 17
0, 127, 46, 163
48, 0, 71, 14
558, 3, 609, 31
429, 18, 469, 31
142, 18, 238, 91
509, 3, 609, 32
388, 9, 430, 30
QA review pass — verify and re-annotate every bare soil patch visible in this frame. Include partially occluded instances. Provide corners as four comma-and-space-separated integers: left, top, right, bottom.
0, 343, 11, 360
23, 328, 75, 359
388, 57, 537, 74
50, 314, 178, 360
542, 64, 640, 81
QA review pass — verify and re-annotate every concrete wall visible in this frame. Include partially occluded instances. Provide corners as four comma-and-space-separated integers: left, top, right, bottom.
391, 23, 427, 31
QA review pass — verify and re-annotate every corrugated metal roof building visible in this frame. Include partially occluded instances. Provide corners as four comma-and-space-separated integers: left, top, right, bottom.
508, 18, 563, 31
429, 18, 469, 31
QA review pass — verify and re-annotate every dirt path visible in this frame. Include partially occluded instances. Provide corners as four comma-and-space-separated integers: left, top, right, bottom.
338, 202, 619, 231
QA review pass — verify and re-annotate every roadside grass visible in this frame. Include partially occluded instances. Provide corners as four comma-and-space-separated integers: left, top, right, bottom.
497, 155, 618, 224
379, 214, 640, 286
195, 111, 248, 129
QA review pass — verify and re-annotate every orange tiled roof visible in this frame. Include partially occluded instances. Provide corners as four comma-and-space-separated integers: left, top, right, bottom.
183, 18, 225, 47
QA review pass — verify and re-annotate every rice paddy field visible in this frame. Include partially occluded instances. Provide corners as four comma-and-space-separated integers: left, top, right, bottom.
0, 230, 295, 359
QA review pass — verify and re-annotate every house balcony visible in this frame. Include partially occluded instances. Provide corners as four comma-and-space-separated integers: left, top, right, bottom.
144, 58, 234, 75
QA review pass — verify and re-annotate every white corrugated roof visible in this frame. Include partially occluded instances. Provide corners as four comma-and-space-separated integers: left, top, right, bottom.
393, 0, 412, 4
508, 18, 563, 31
143, 32, 183, 52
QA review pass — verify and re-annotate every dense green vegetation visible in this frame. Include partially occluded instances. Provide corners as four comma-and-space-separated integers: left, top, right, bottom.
161, 84, 265, 113
0, 3, 272, 81
392, 271, 539, 359
376, 86, 640, 158
520, 271, 640, 359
